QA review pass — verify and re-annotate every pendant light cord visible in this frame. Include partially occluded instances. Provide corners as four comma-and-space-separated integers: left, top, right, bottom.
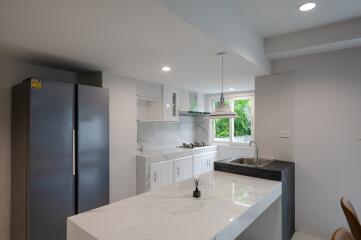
220, 54, 224, 104
221, 55, 224, 94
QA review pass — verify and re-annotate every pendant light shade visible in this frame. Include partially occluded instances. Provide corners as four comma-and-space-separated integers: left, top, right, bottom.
209, 52, 237, 119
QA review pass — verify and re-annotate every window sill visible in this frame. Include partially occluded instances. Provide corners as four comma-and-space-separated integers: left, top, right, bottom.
212, 142, 255, 150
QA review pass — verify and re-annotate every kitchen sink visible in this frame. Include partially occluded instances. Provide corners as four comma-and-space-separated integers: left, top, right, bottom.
227, 157, 274, 168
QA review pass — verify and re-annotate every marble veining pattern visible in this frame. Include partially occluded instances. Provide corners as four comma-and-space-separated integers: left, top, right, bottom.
68, 171, 282, 240
138, 116, 209, 151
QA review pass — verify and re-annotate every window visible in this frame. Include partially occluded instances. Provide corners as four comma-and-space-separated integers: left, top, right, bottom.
211, 95, 254, 144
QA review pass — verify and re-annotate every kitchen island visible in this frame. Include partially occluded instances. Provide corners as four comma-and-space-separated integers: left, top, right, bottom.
67, 171, 282, 240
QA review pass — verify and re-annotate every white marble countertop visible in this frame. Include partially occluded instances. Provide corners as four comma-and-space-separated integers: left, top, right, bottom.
67, 171, 282, 240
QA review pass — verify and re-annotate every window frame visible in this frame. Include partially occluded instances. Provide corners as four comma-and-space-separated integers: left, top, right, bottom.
209, 94, 255, 146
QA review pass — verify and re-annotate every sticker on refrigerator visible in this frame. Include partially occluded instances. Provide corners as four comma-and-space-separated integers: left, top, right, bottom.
31, 79, 42, 89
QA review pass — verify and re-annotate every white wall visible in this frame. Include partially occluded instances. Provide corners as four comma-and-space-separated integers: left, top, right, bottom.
158, 0, 270, 73
255, 72, 295, 161
217, 145, 255, 160
0, 59, 77, 240
103, 72, 137, 202
255, 47, 361, 239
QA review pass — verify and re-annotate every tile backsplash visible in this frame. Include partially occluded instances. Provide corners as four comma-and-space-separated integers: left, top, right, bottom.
137, 116, 209, 151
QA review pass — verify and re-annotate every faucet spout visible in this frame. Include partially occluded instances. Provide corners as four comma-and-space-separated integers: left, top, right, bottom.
249, 141, 259, 166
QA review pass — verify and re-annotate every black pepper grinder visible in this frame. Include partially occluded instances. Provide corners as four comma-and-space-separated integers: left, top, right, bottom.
193, 178, 201, 198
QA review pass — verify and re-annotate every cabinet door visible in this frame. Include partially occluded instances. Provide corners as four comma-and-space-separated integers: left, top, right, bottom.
179, 90, 190, 112
202, 157, 210, 174
150, 161, 174, 191
29, 80, 75, 240
193, 155, 205, 177
77, 85, 109, 213
197, 93, 205, 112
204, 151, 217, 173
136, 81, 162, 99
174, 157, 192, 183
163, 86, 179, 122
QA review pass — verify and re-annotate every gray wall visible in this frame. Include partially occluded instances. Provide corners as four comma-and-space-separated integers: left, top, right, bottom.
0, 59, 77, 240
255, 47, 361, 239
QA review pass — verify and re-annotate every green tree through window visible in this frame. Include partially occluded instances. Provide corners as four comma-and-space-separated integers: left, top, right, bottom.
234, 99, 251, 137
213, 97, 253, 143
215, 118, 229, 138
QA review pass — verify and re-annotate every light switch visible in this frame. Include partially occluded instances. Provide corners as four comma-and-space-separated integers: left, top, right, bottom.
279, 130, 291, 138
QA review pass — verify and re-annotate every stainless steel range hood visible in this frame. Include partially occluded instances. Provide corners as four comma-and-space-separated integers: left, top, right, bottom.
179, 111, 210, 116
179, 91, 209, 116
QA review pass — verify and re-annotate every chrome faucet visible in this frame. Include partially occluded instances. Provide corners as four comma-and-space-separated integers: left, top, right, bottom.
137, 141, 144, 152
137, 136, 144, 152
249, 141, 258, 165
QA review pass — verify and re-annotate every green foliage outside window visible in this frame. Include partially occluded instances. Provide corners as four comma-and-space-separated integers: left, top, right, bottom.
215, 118, 230, 138
214, 99, 252, 141
234, 99, 251, 137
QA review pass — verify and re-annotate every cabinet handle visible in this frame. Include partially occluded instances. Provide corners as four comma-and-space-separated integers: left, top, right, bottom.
177, 167, 180, 176
172, 93, 176, 117
154, 172, 157, 182
72, 129, 76, 176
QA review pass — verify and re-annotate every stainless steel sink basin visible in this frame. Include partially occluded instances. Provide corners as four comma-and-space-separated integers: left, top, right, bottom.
227, 157, 274, 168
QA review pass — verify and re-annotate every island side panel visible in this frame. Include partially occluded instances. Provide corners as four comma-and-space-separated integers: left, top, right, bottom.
236, 197, 282, 240
282, 164, 295, 240
67, 220, 97, 240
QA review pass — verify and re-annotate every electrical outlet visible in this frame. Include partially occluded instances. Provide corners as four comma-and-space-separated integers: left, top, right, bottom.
279, 130, 291, 138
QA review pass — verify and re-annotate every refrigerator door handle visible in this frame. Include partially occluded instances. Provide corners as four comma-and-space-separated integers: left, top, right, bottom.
73, 129, 76, 176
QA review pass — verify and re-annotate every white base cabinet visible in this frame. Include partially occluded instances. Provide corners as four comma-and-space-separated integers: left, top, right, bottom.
193, 151, 217, 176
174, 156, 193, 183
136, 147, 218, 194
150, 160, 174, 191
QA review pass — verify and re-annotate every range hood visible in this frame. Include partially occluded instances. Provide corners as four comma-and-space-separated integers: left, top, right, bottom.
179, 111, 210, 116
179, 91, 209, 116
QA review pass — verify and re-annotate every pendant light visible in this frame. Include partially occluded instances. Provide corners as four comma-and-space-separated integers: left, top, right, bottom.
209, 52, 237, 119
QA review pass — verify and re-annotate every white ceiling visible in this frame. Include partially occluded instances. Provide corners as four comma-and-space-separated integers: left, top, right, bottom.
235, 0, 361, 38
0, 0, 263, 93
1, 0, 361, 93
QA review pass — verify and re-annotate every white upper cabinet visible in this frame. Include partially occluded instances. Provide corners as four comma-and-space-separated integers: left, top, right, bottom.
174, 156, 193, 183
197, 93, 205, 112
136, 82, 163, 121
136, 83, 180, 122
178, 91, 206, 113
179, 90, 190, 112
136, 82, 206, 121
136, 81, 162, 100
162, 86, 179, 122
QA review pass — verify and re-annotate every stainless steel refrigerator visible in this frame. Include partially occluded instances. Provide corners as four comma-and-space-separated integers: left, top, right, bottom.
11, 78, 109, 240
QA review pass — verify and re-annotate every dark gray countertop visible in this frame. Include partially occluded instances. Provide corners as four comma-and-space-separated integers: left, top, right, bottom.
215, 158, 294, 172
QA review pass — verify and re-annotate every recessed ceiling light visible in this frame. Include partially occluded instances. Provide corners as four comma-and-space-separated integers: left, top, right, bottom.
161, 66, 171, 72
229, 87, 235, 91
299, 2, 317, 12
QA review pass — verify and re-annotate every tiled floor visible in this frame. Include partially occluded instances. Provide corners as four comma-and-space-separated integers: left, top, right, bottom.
292, 232, 327, 240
